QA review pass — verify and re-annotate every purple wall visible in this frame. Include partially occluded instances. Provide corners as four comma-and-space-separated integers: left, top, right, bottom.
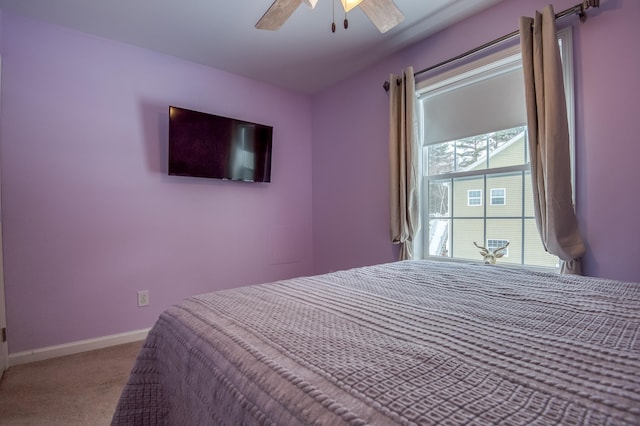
2, 0, 639, 354
312, 0, 640, 283
0, 14, 313, 353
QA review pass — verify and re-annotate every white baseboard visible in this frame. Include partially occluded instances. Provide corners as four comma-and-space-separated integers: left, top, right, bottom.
8, 328, 150, 367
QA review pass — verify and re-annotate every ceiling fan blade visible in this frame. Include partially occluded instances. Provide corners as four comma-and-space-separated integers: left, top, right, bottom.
256, 0, 303, 31
359, 0, 405, 33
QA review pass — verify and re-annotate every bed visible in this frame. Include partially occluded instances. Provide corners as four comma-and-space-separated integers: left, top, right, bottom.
111, 260, 640, 425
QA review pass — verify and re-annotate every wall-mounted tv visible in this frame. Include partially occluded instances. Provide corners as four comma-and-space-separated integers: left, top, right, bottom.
168, 106, 273, 183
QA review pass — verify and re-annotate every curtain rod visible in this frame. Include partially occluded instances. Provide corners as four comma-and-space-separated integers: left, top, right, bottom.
383, 0, 600, 91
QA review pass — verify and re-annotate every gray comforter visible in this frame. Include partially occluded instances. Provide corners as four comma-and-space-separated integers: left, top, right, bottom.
111, 260, 640, 425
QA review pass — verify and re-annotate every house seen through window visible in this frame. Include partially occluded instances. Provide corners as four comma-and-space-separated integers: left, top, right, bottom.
416, 30, 573, 268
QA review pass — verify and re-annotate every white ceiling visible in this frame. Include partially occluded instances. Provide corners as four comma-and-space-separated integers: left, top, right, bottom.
0, 0, 503, 94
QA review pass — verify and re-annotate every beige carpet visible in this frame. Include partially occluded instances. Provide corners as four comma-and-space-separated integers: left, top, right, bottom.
0, 341, 143, 426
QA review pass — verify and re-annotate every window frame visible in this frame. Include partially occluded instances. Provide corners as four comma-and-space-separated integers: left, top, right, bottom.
413, 28, 574, 269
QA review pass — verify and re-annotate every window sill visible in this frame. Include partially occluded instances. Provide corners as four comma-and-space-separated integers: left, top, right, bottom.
421, 256, 559, 274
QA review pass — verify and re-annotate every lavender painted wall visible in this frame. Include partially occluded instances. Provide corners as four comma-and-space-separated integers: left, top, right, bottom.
2, 0, 639, 354
0, 13, 313, 353
312, 0, 640, 283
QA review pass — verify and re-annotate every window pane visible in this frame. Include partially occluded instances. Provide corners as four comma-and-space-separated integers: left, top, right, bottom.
451, 219, 484, 260
487, 219, 522, 264
428, 218, 450, 257
524, 219, 559, 268
456, 137, 487, 171
428, 180, 450, 216
487, 128, 528, 168
453, 176, 483, 217
426, 142, 455, 175
524, 170, 535, 217
487, 173, 522, 217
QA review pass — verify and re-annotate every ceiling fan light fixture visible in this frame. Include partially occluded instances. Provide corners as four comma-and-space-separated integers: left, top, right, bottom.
257, 0, 404, 33
340, 0, 364, 13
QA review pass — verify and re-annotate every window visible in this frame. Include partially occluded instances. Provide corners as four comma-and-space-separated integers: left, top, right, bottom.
416, 30, 573, 269
490, 188, 506, 206
468, 190, 482, 206
487, 239, 510, 257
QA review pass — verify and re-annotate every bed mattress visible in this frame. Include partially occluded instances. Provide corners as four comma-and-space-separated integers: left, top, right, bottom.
112, 260, 640, 425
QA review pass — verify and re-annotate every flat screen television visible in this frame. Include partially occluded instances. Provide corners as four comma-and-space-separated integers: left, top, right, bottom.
168, 106, 273, 183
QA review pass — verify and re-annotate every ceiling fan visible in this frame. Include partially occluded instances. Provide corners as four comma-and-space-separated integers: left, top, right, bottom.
256, 0, 405, 33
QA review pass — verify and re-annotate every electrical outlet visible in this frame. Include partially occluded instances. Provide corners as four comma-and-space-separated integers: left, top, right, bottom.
137, 290, 150, 307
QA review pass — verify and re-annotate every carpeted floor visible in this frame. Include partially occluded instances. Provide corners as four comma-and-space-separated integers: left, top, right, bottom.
0, 341, 143, 426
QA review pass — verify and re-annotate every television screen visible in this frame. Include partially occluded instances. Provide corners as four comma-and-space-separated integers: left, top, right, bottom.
168, 106, 273, 182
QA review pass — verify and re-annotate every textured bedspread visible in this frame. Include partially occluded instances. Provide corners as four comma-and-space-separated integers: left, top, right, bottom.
112, 261, 640, 425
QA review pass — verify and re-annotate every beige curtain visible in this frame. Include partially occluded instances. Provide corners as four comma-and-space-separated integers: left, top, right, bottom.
389, 67, 419, 260
520, 5, 585, 274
